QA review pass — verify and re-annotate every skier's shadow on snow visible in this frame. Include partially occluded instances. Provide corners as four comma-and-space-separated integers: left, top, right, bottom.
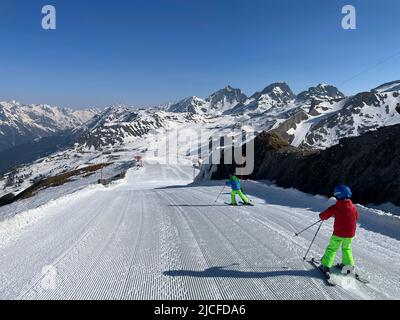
164, 264, 321, 280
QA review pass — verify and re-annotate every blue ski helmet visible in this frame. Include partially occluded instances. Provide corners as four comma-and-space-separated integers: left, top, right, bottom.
334, 185, 352, 200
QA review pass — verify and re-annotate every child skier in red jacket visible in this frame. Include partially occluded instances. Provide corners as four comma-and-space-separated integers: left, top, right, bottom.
319, 185, 359, 276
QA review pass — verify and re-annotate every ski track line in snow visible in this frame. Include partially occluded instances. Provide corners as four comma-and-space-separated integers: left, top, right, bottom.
33, 190, 144, 300
222, 189, 396, 298
1, 190, 109, 299
118, 194, 145, 299
189, 188, 299, 262
157, 190, 218, 300
0, 185, 102, 249
189, 187, 328, 264
75, 191, 151, 300
181, 188, 337, 300
145, 189, 186, 300
58, 191, 144, 300
61, 194, 131, 300
160, 190, 226, 299
209, 211, 333, 299
167, 203, 225, 300
17, 192, 127, 299
159, 189, 184, 299
125, 191, 168, 299
206, 187, 389, 299
183, 187, 373, 299
116, 194, 151, 299
165, 188, 273, 299
168, 189, 298, 300
93, 188, 186, 300
178, 198, 284, 299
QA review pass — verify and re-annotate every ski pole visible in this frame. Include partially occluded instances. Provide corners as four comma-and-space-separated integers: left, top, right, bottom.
215, 185, 226, 203
303, 221, 323, 261
294, 220, 322, 237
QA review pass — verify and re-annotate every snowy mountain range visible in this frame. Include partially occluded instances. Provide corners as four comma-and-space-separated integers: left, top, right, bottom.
72, 82, 353, 150
1, 80, 400, 196
272, 81, 400, 149
372, 80, 400, 93
0, 101, 97, 152
3, 80, 399, 153
226, 82, 297, 115
297, 83, 345, 102
167, 86, 247, 114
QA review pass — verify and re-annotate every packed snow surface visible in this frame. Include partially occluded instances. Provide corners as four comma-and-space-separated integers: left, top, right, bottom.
0, 163, 399, 300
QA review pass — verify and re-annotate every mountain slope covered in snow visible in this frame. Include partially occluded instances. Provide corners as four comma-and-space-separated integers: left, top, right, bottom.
1, 80, 400, 198
0, 101, 97, 151
271, 83, 400, 149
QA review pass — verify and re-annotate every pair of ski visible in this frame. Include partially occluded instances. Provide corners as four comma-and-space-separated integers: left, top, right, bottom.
224, 201, 254, 207
310, 258, 369, 286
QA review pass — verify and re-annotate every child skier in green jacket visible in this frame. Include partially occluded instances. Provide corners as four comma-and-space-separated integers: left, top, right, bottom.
226, 175, 251, 206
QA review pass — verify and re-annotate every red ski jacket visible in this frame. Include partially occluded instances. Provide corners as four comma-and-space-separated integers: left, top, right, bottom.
319, 200, 359, 238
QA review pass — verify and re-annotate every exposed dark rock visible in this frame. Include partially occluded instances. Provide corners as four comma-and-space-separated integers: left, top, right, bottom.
343, 92, 385, 109
0, 193, 15, 207
308, 99, 322, 116
98, 170, 127, 186
269, 111, 309, 144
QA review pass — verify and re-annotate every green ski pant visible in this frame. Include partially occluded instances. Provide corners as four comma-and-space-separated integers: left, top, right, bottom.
321, 235, 355, 268
231, 190, 249, 205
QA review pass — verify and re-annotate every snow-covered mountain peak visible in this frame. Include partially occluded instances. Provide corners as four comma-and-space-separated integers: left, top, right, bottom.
102, 105, 131, 119
0, 101, 98, 151
0, 101, 96, 123
205, 86, 247, 113
372, 80, 400, 93
257, 82, 295, 99
297, 83, 345, 102
248, 82, 296, 109
78, 105, 147, 131
167, 96, 208, 114
295, 90, 400, 149
225, 82, 296, 115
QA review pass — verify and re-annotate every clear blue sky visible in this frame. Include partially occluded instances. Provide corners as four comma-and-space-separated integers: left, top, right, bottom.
0, 0, 399, 109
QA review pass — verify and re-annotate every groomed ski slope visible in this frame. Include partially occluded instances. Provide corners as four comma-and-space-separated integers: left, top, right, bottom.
0, 163, 399, 300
